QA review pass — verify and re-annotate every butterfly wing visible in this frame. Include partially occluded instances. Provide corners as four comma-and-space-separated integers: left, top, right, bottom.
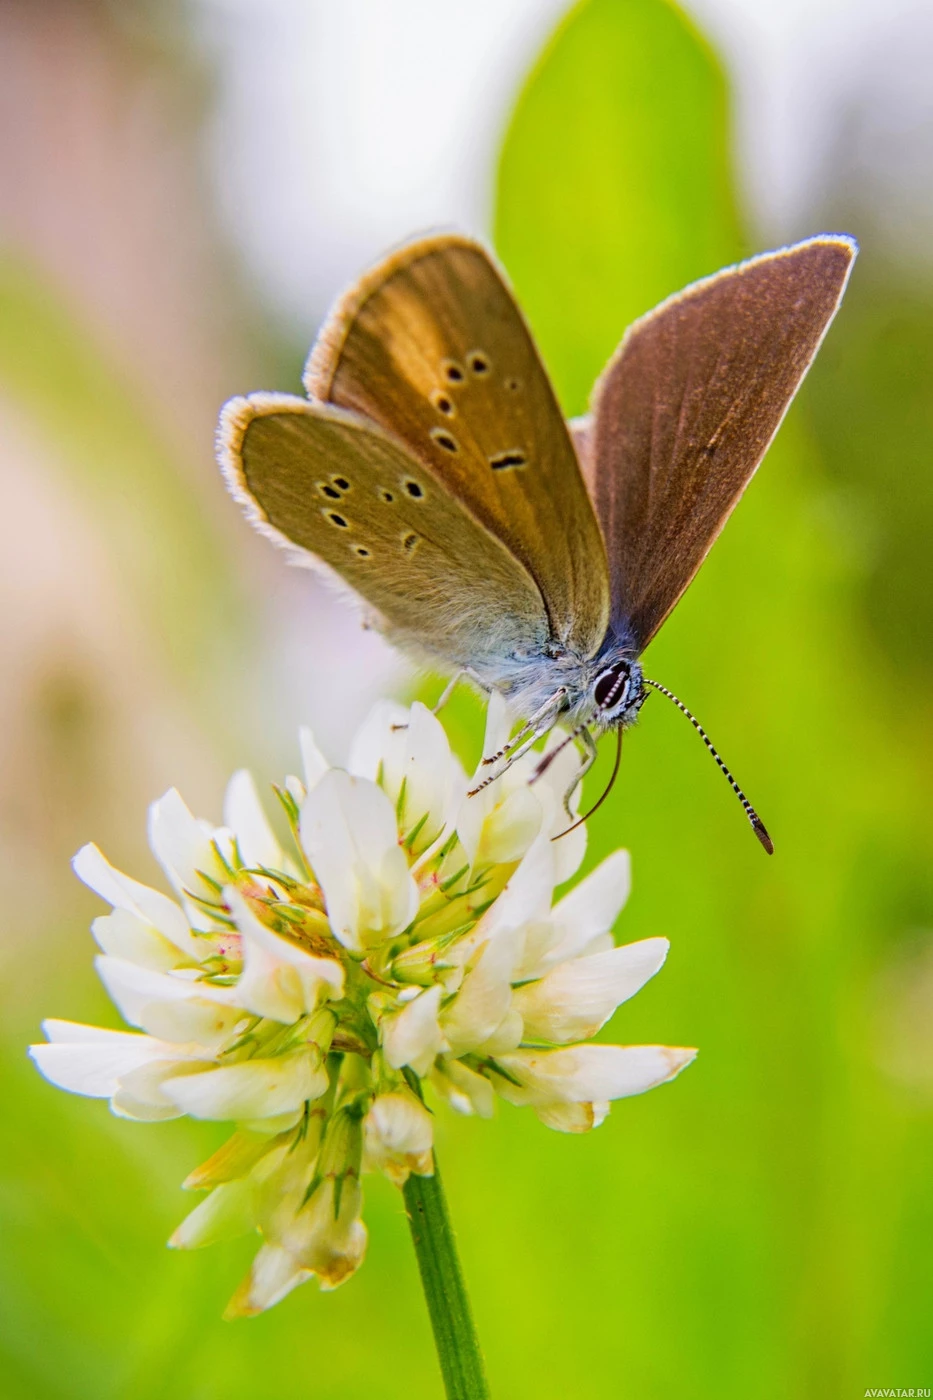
218, 393, 551, 670
587, 235, 857, 651
306, 234, 610, 659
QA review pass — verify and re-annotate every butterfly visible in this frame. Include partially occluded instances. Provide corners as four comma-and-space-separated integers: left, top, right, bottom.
217, 232, 856, 852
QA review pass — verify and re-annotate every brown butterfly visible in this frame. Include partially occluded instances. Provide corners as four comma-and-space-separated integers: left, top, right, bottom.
218, 232, 857, 852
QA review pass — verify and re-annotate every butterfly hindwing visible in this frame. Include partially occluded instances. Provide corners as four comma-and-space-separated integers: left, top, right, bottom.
587, 235, 857, 650
218, 393, 550, 670
306, 234, 611, 659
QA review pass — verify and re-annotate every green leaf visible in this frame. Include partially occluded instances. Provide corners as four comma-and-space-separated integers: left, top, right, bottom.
496, 0, 743, 413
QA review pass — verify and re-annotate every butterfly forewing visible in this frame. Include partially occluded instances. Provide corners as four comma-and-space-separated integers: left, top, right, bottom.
588, 235, 857, 650
306, 235, 610, 659
218, 394, 550, 670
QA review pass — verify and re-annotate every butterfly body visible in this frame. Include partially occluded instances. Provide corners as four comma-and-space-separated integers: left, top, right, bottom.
470, 634, 642, 731
218, 231, 856, 847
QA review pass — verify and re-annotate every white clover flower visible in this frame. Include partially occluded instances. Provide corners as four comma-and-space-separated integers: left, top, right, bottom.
30, 696, 695, 1316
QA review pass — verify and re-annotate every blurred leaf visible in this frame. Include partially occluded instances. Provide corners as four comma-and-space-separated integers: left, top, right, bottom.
0, 255, 243, 684
802, 262, 933, 682
496, 0, 742, 414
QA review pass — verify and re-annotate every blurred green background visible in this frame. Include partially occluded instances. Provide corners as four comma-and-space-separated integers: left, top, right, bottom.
2, 1, 931, 1396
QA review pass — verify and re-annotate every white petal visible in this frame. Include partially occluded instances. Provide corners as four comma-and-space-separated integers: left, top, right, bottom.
480, 831, 556, 940
112, 1057, 211, 1119
549, 807, 587, 884
300, 770, 418, 953
94, 956, 239, 1043
364, 1091, 434, 1183
429, 1058, 496, 1118
441, 928, 523, 1057
473, 1007, 524, 1055
545, 850, 632, 968
283, 1178, 368, 1289
350, 701, 459, 852
170, 1179, 257, 1249
367, 1092, 433, 1155
493, 1043, 696, 1105
41, 1019, 141, 1045
226, 1244, 309, 1318
299, 726, 330, 791
136, 997, 246, 1047
513, 937, 669, 1044
479, 690, 512, 763
528, 730, 589, 881
29, 1023, 176, 1098
458, 783, 542, 870
285, 774, 306, 805
223, 770, 282, 870
148, 789, 225, 904
91, 909, 184, 972
162, 1049, 327, 1121
239, 1108, 305, 1135
72, 844, 199, 959
382, 984, 447, 1075
110, 1089, 186, 1121
226, 887, 344, 1023
184, 1131, 281, 1189
534, 1100, 610, 1132
515, 848, 631, 981
347, 699, 410, 780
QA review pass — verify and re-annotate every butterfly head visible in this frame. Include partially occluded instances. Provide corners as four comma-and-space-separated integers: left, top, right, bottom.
590, 655, 645, 729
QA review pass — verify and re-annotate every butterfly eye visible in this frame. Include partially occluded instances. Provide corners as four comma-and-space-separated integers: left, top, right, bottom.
430, 429, 459, 454
594, 663, 632, 710
467, 351, 491, 375
404, 479, 425, 499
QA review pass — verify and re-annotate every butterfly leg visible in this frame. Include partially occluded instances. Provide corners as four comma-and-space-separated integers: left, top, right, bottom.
529, 724, 597, 817
431, 670, 468, 716
468, 689, 569, 795
481, 687, 568, 766
467, 721, 558, 796
562, 726, 598, 819
391, 670, 469, 732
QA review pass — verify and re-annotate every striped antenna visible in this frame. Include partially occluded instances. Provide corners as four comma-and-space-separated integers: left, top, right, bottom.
643, 678, 774, 854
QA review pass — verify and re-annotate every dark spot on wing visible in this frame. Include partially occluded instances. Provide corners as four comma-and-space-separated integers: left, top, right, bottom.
490, 450, 527, 471
326, 512, 349, 528
402, 532, 420, 554
430, 429, 459, 453
431, 390, 455, 416
442, 360, 465, 383
404, 479, 425, 498
353, 545, 371, 558
468, 351, 490, 375
333, 476, 350, 490
318, 482, 341, 500
380, 489, 395, 503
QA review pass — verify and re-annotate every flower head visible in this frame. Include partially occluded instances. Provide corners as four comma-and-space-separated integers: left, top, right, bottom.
30, 694, 694, 1315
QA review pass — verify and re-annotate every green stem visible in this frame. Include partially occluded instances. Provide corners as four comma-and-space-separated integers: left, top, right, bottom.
403, 1158, 491, 1399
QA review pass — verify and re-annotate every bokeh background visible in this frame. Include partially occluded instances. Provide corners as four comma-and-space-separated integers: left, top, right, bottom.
2, 1, 932, 1396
